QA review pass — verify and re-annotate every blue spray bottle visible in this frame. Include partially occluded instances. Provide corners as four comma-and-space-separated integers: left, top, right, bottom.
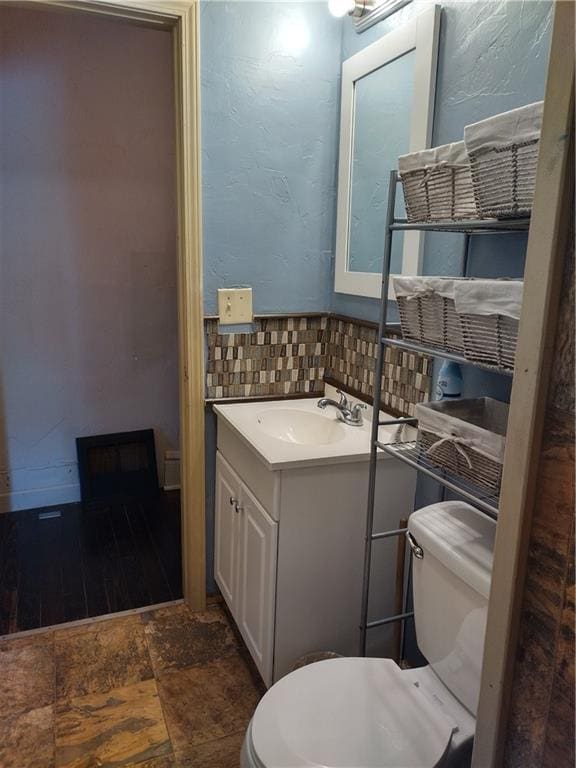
435, 361, 462, 400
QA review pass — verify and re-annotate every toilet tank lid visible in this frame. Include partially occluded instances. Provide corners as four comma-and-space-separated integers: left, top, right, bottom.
408, 501, 496, 598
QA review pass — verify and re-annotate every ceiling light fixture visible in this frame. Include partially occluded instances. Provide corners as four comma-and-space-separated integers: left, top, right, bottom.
328, 0, 369, 19
328, 0, 412, 32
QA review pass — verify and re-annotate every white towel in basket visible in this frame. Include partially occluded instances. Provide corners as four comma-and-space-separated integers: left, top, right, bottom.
464, 102, 543, 154
398, 141, 470, 172
393, 276, 468, 301
453, 280, 523, 320
416, 401, 507, 465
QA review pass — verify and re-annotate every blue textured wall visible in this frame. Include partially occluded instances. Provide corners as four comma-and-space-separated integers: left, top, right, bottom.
201, 0, 553, 592
332, 0, 553, 321
332, 1, 553, 528
201, 0, 552, 319
201, 1, 341, 315
336, 1, 553, 560
201, 1, 341, 591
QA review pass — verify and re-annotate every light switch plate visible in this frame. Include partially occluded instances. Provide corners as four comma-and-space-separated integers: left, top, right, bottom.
217, 287, 253, 324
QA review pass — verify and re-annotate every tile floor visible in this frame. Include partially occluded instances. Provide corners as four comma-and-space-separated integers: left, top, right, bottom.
0, 601, 265, 768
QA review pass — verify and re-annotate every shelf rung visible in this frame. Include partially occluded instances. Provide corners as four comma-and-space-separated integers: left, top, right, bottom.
365, 611, 414, 630
389, 218, 530, 233
378, 417, 418, 427
381, 336, 514, 377
371, 527, 407, 541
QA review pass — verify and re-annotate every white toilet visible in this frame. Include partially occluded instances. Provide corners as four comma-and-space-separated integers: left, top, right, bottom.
241, 500, 495, 768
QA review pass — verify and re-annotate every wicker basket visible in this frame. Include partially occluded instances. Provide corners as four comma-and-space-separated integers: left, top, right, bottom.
394, 277, 467, 353
464, 102, 543, 219
398, 142, 478, 223
415, 398, 509, 496
460, 315, 519, 371
454, 280, 523, 371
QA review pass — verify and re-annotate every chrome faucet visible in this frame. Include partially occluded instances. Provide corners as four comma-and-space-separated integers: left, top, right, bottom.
317, 390, 367, 427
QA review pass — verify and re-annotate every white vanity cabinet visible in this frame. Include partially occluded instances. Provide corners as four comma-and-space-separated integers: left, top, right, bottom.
214, 402, 417, 688
215, 452, 277, 684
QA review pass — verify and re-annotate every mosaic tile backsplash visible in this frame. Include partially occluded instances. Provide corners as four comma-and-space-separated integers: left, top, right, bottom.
327, 317, 432, 417
205, 314, 432, 417
205, 316, 329, 399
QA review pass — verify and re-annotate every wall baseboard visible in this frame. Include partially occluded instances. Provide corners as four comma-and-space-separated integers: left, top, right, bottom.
0, 483, 81, 514
164, 450, 180, 490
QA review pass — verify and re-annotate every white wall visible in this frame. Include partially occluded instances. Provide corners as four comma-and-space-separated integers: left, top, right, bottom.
0, 7, 179, 511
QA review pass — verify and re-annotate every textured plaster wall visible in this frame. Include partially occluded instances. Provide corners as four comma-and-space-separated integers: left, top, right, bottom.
202, 0, 553, 592
0, 8, 179, 511
332, 0, 553, 322
201, 1, 342, 315
342, 1, 553, 565
201, 0, 342, 591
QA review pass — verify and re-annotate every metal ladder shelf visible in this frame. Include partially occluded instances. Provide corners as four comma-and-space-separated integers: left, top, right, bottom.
359, 171, 528, 657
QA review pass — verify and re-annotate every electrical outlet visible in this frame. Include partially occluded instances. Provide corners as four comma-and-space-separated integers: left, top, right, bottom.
218, 287, 253, 324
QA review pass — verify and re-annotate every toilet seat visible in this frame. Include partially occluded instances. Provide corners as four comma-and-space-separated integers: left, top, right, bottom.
250, 657, 456, 768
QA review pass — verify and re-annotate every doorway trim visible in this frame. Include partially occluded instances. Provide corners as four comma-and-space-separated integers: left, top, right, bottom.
39, 0, 206, 611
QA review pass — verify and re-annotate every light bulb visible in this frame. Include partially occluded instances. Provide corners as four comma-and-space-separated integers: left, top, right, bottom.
328, 0, 356, 18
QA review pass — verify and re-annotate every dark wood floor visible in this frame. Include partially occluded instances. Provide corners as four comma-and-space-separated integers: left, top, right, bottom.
0, 490, 182, 635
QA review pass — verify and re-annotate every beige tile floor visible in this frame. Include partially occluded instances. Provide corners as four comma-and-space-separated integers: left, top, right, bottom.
0, 601, 265, 768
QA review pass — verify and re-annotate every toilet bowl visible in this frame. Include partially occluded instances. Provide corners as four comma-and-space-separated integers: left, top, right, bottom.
240, 501, 495, 768
240, 657, 475, 768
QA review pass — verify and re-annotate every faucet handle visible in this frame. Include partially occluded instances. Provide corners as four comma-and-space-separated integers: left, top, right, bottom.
351, 402, 367, 419
336, 389, 350, 408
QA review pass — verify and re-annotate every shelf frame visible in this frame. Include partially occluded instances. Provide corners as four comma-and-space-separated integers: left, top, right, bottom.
359, 168, 528, 657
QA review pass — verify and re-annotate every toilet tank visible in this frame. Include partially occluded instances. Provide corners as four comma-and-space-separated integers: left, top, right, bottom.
408, 501, 495, 716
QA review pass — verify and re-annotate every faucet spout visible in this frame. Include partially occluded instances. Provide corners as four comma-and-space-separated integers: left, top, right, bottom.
317, 395, 366, 427
317, 398, 342, 411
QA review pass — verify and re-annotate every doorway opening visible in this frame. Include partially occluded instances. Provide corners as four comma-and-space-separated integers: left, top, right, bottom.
0, 1, 205, 635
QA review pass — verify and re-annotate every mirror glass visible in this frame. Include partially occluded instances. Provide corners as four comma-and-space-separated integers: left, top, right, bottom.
348, 49, 415, 275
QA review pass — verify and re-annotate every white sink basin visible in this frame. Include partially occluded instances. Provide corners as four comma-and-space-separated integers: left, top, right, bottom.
213, 385, 417, 469
255, 408, 346, 445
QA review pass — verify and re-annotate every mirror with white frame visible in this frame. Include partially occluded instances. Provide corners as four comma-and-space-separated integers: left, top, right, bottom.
334, 6, 440, 299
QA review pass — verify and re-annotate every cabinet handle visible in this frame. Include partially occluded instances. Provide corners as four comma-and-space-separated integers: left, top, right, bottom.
229, 496, 238, 506
235, 504, 243, 514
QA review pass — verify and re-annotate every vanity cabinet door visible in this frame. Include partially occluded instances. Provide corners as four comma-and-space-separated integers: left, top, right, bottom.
215, 452, 242, 619
238, 482, 278, 686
